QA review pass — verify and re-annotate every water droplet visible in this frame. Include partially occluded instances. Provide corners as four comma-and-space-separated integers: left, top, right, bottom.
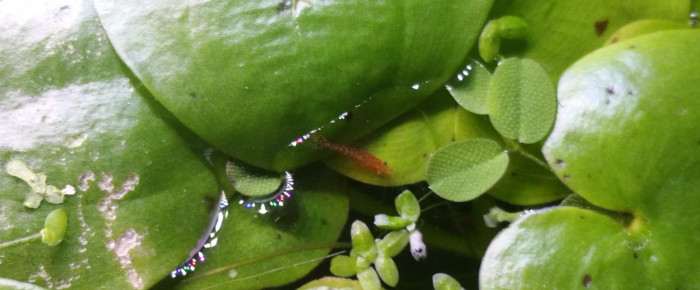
236, 172, 295, 214
411, 83, 421, 90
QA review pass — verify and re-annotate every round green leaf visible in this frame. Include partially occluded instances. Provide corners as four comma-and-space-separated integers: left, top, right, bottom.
40, 209, 68, 247
330, 255, 357, 278
226, 160, 283, 197
350, 220, 375, 256
482, 30, 700, 289
94, 0, 494, 172
0, 0, 225, 288
357, 267, 381, 290
445, 60, 492, 115
375, 255, 399, 287
487, 58, 556, 144
395, 190, 420, 223
426, 139, 509, 202
376, 230, 409, 258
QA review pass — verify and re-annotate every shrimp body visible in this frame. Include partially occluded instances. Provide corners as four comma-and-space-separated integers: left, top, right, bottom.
316, 137, 393, 177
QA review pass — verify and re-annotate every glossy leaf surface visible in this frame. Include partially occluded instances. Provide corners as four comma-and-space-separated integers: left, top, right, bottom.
481, 30, 700, 289
0, 1, 349, 289
94, 0, 494, 171
0, 1, 221, 288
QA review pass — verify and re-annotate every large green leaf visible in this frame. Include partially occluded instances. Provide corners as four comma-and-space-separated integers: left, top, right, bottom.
171, 166, 349, 289
490, 0, 689, 82
0, 0, 220, 288
481, 30, 700, 288
93, 0, 494, 172
0, 1, 349, 289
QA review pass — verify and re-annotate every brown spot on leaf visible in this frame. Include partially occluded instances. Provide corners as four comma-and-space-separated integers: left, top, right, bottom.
563, 175, 571, 181
277, 233, 282, 240
583, 274, 592, 288
633, 252, 638, 259
555, 159, 565, 167
594, 20, 609, 36
610, 37, 619, 44
189, 92, 197, 99
277, 0, 292, 13
606, 86, 615, 95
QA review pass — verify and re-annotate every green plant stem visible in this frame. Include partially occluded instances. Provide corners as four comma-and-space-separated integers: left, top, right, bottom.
0, 232, 41, 249
501, 137, 553, 172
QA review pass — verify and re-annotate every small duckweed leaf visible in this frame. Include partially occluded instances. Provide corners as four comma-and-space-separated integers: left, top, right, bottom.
376, 230, 409, 258
446, 60, 492, 114
433, 273, 463, 290
226, 160, 284, 197
330, 255, 357, 278
357, 267, 381, 290
426, 139, 509, 202
395, 190, 420, 222
375, 255, 399, 287
40, 209, 67, 247
374, 214, 411, 230
488, 58, 556, 143
351, 220, 375, 256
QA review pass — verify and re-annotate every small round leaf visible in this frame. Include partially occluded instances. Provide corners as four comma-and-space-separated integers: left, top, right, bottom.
426, 139, 509, 202
376, 230, 409, 258
226, 160, 284, 197
374, 214, 411, 230
446, 61, 492, 114
395, 190, 420, 222
375, 255, 399, 287
488, 58, 556, 143
40, 208, 67, 247
350, 220, 375, 256
330, 255, 357, 278
357, 267, 382, 290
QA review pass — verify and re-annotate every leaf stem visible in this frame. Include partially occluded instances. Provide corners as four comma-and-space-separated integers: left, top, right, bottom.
0, 232, 41, 249
501, 137, 552, 172
515, 149, 552, 172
